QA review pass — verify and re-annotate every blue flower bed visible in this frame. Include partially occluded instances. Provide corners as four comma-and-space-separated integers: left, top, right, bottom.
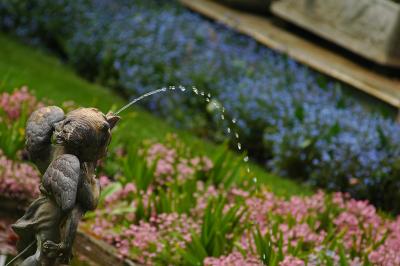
2, 0, 400, 212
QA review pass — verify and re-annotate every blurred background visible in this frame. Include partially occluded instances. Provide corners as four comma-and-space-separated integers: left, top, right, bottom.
0, 0, 400, 265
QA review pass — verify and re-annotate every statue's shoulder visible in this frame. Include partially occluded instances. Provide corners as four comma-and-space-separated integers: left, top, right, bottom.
26, 106, 65, 173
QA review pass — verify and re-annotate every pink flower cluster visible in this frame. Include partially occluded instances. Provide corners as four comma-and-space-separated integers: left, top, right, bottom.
333, 197, 385, 251
115, 221, 161, 264
0, 87, 41, 121
279, 256, 305, 266
204, 252, 260, 266
84, 174, 400, 266
368, 217, 400, 265
151, 212, 200, 248
192, 182, 219, 217
81, 137, 400, 265
144, 141, 213, 185
231, 189, 400, 265
87, 181, 202, 264
0, 150, 40, 200
89, 202, 200, 264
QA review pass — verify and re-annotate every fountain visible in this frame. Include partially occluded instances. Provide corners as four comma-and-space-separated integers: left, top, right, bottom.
7, 85, 255, 266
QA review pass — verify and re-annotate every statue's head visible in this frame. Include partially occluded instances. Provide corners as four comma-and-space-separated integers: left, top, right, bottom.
54, 107, 120, 162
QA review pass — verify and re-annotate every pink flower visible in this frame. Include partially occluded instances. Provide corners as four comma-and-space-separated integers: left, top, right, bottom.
368, 217, 400, 265
279, 256, 305, 266
204, 252, 261, 266
201, 156, 213, 171
0, 87, 42, 121
143, 141, 213, 186
99, 175, 111, 187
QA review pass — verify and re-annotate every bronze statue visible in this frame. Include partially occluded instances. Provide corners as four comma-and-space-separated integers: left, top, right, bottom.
10, 106, 119, 265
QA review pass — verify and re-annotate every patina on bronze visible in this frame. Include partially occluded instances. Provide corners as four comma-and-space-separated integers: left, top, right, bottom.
9, 106, 120, 266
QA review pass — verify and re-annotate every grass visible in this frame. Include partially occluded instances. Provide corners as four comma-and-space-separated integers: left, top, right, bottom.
0, 33, 311, 197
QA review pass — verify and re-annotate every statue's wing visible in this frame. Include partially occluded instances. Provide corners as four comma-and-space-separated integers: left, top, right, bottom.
26, 106, 65, 173
43, 154, 80, 212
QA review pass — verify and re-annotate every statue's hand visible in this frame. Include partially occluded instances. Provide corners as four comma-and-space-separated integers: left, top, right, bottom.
42, 240, 61, 258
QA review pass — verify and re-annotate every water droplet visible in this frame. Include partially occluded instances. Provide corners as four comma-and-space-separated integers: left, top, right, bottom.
206, 98, 210, 102
171, 86, 176, 90
227, 127, 231, 133
207, 93, 211, 98
244, 156, 249, 162
179, 85, 186, 91
213, 102, 220, 109
200, 91, 205, 96
222, 107, 225, 113
253, 177, 257, 183
235, 133, 239, 139
221, 114, 225, 120
161, 87, 167, 92
232, 118, 236, 124
237, 143, 241, 150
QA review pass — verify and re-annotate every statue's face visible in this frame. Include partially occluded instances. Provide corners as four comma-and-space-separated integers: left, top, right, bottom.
54, 108, 114, 162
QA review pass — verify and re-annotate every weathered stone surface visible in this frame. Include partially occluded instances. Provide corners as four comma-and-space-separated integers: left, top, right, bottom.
271, 0, 400, 67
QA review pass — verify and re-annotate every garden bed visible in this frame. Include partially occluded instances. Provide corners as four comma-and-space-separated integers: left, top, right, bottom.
1, 87, 400, 264
2, 0, 400, 214
271, 0, 400, 67
0, 89, 400, 266
2, 1, 400, 262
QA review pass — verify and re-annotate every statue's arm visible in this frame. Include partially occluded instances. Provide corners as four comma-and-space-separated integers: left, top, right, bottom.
41, 154, 81, 263
42, 154, 80, 212
58, 175, 100, 264
26, 106, 64, 174
78, 176, 101, 211
58, 205, 84, 264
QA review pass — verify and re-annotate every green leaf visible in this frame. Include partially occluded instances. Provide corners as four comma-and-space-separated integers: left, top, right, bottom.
338, 244, 349, 266
295, 105, 304, 122
327, 121, 341, 138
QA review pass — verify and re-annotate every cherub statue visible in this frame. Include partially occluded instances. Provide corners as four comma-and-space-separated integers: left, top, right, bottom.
10, 106, 120, 265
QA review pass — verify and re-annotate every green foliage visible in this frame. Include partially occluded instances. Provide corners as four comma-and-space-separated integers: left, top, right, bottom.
207, 143, 245, 189
151, 178, 198, 215
0, 33, 308, 197
253, 228, 284, 266
179, 197, 246, 265
0, 106, 28, 159
120, 142, 157, 190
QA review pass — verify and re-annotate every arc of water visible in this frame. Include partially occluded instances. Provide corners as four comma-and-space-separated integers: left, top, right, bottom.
114, 87, 168, 115
111, 85, 257, 184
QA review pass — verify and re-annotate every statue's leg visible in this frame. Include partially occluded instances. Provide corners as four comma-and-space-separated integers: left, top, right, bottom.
19, 235, 48, 266
36, 226, 61, 266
